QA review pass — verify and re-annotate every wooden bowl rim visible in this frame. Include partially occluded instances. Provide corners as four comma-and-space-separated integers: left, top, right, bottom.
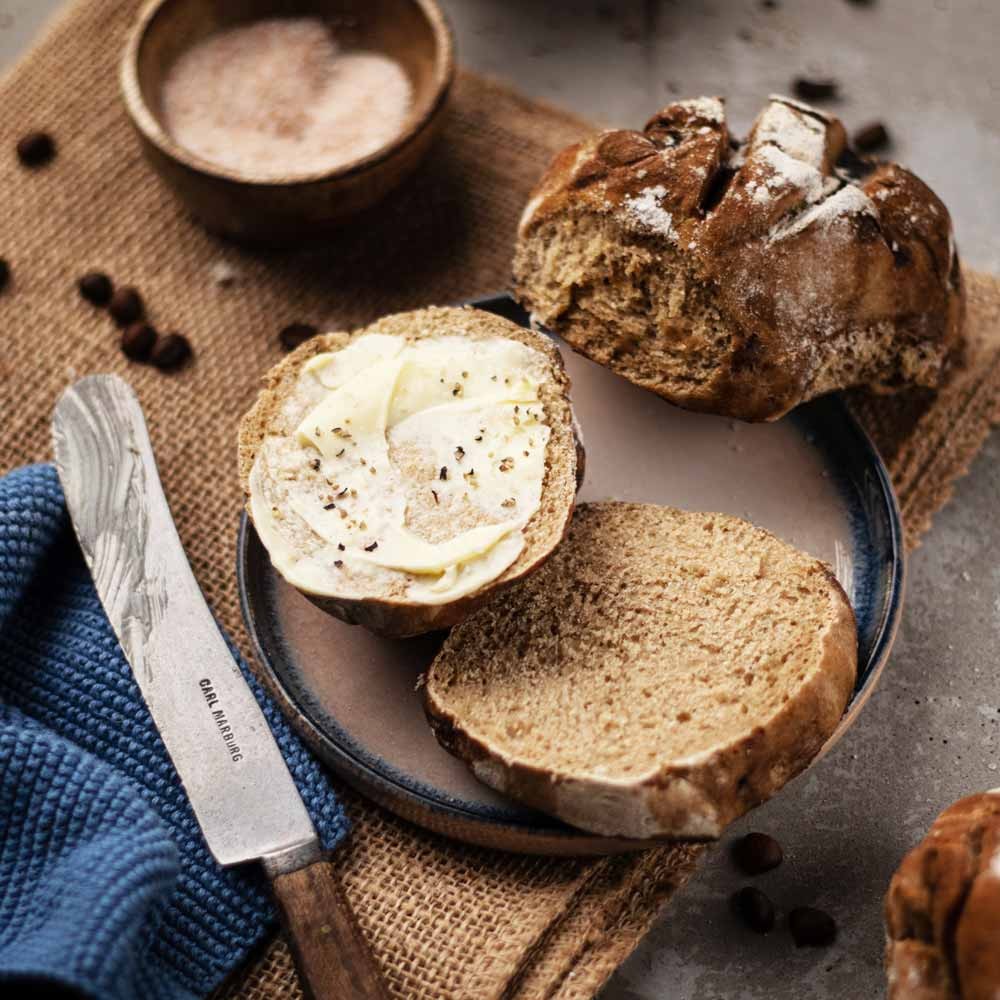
119, 0, 455, 188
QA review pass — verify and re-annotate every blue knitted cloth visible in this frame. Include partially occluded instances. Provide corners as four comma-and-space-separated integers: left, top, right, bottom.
0, 464, 349, 999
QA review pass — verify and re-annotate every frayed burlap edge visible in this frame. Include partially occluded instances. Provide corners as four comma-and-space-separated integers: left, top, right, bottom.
1, 3, 998, 999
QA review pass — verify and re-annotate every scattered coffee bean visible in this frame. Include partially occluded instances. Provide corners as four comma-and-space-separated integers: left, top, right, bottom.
732, 887, 776, 934
151, 332, 192, 370
120, 322, 157, 362
78, 271, 113, 307
853, 121, 890, 153
16, 130, 56, 168
845, 0, 875, 6
108, 287, 143, 326
732, 832, 784, 875
760, 0, 779, 8
0, 259, 9, 293
279, 322, 319, 352
789, 906, 837, 947
792, 77, 839, 102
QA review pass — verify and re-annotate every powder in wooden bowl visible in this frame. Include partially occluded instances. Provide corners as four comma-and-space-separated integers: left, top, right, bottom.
161, 18, 413, 179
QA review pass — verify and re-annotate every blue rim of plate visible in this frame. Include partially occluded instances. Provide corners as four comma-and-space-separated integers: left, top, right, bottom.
237, 293, 905, 854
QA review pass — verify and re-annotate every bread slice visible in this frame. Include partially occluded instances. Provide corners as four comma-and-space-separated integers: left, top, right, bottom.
424, 502, 857, 839
513, 95, 964, 422
239, 306, 581, 638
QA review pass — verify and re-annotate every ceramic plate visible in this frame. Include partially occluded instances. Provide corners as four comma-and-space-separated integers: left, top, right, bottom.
238, 294, 904, 855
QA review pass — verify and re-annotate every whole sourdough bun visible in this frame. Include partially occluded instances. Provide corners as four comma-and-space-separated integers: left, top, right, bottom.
885, 791, 1000, 1000
513, 95, 965, 421
239, 306, 581, 637
424, 502, 857, 839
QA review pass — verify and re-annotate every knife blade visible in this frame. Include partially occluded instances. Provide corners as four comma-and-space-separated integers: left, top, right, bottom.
53, 374, 387, 1000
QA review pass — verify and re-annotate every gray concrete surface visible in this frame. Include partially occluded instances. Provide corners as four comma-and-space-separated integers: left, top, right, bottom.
2, 2, 996, 997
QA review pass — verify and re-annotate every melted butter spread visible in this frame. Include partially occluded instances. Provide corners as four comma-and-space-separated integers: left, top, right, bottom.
250, 333, 552, 604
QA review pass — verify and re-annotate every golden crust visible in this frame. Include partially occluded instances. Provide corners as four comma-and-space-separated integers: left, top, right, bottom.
514, 96, 965, 422
885, 792, 1000, 1000
238, 306, 581, 637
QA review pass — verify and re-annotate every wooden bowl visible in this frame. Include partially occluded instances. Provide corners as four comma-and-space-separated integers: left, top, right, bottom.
120, 0, 454, 244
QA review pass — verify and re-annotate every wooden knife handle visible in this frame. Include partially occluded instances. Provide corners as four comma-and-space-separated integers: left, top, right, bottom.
269, 858, 390, 1000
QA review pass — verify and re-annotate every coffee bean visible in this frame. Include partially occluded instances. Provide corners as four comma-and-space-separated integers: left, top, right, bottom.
760, 0, 779, 8
151, 333, 192, 371
121, 322, 157, 362
0, 259, 9, 293
789, 906, 837, 947
108, 287, 143, 327
16, 131, 56, 168
279, 322, 319, 352
792, 77, 839, 102
732, 832, 784, 875
78, 272, 113, 307
853, 121, 890, 153
732, 887, 775, 933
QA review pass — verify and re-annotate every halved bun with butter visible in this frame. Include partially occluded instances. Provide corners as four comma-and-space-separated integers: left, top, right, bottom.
424, 502, 857, 839
239, 306, 581, 637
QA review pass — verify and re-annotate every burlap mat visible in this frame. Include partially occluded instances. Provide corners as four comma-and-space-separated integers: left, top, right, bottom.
1, 2, 999, 998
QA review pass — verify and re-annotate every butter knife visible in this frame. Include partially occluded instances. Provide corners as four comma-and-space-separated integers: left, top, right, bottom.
52, 374, 388, 1000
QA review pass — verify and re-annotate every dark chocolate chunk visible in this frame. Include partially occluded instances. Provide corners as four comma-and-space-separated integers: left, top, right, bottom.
16, 131, 56, 167
836, 146, 876, 181
150, 332, 192, 370
854, 212, 883, 244
732, 887, 776, 934
279, 322, 318, 352
853, 121, 890, 153
0, 258, 9, 293
120, 322, 157, 362
792, 77, 839, 102
108, 287, 143, 326
78, 272, 113, 306
789, 906, 837, 947
732, 832, 784, 875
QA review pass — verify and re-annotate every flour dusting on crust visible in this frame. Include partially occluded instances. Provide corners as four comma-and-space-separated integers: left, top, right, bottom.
623, 185, 676, 240
769, 181, 877, 243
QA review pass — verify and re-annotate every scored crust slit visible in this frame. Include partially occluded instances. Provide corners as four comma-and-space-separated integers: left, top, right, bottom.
238, 306, 581, 637
513, 95, 965, 422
